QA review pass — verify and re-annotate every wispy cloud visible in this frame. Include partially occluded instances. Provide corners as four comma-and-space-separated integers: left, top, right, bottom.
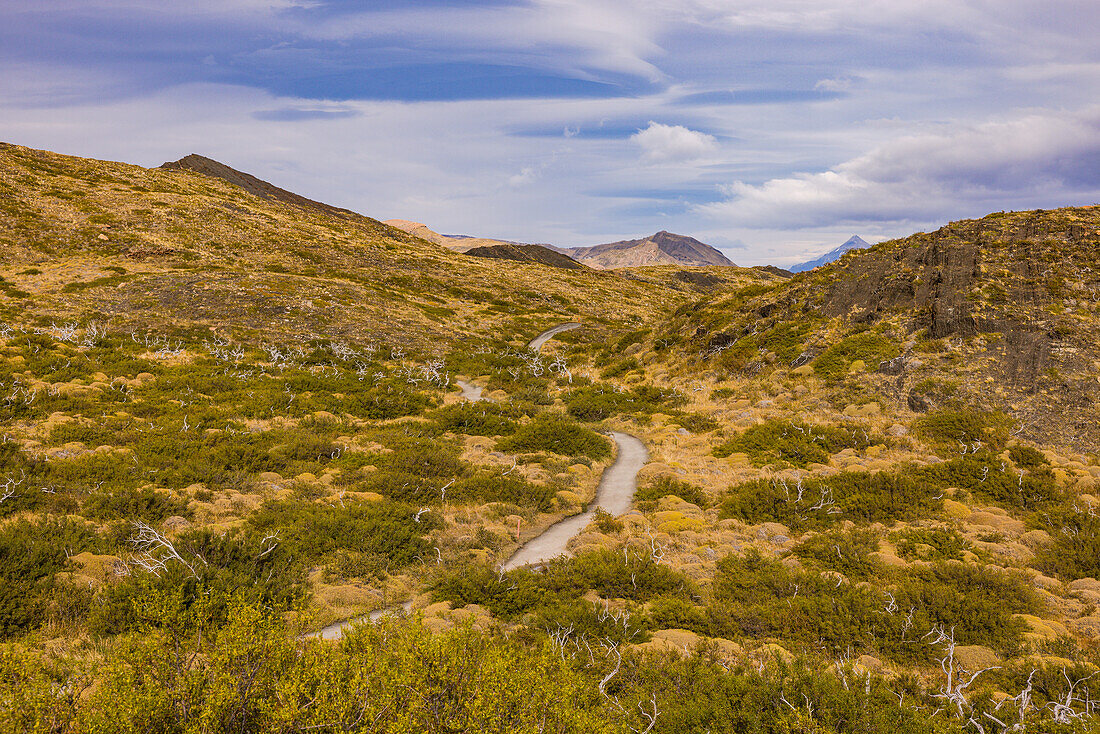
697, 108, 1100, 228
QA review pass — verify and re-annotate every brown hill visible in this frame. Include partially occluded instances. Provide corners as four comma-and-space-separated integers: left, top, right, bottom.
382, 219, 535, 253
464, 243, 586, 270
568, 231, 735, 269
159, 154, 359, 219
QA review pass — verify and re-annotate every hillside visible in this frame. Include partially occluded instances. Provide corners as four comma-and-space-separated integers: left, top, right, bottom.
2, 143, 775, 352
569, 230, 735, 269
658, 208, 1100, 452
2, 144, 1099, 733
789, 234, 869, 273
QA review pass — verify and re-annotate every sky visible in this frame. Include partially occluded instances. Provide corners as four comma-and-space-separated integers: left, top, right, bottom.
2, 1, 1099, 266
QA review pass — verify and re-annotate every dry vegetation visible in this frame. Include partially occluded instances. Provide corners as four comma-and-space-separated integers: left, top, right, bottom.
2, 143, 1099, 733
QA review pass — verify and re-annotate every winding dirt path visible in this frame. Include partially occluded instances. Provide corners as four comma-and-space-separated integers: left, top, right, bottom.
501, 431, 648, 571
308, 322, 648, 637
527, 322, 581, 352
309, 600, 415, 641
454, 379, 486, 402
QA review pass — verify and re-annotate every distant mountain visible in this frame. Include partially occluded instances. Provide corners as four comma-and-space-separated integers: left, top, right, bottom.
465, 243, 586, 270
382, 219, 548, 253
789, 235, 870, 273
568, 231, 735, 269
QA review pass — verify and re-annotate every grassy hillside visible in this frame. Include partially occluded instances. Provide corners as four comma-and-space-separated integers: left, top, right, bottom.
1, 144, 1098, 733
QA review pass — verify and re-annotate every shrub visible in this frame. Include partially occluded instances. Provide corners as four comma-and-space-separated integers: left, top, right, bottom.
1033, 505, 1100, 581
635, 476, 709, 509
451, 473, 555, 511
498, 414, 611, 459
918, 454, 1061, 510
719, 471, 943, 532
248, 499, 441, 568
713, 419, 875, 468
892, 527, 968, 561
83, 487, 191, 524
566, 383, 685, 422
813, 332, 899, 380
1009, 444, 1049, 469
914, 408, 1011, 452
793, 528, 882, 581
600, 357, 640, 379
0, 517, 102, 637
431, 402, 518, 436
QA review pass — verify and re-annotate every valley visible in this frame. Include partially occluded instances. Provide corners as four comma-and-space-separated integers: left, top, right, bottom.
1, 142, 1099, 733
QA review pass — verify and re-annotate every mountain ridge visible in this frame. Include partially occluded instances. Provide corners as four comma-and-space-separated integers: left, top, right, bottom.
568, 230, 735, 269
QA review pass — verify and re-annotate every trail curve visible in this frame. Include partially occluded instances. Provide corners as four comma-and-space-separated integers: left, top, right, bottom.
527, 322, 581, 352
502, 431, 648, 571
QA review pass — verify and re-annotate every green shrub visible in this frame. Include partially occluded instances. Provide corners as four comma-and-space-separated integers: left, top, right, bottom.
813, 332, 899, 380
1033, 505, 1100, 581
914, 408, 1011, 452
83, 487, 191, 524
431, 402, 519, 436
892, 527, 968, 561
636, 476, 709, 509
918, 454, 1060, 510
0, 517, 103, 637
719, 471, 942, 532
713, 419, 874, 468
1009, 444, 1049, 469
451, 473, 555, 511
498, 414, 611, 459
248, 499, 441, 567
793, 528, 882, 581
600, 357, 640, 379
566, 383, 685, 422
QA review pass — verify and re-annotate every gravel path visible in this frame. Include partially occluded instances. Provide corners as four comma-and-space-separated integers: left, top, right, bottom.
454, 379, 486, 402
527, 322, 581, 352
501, 431, 648, 570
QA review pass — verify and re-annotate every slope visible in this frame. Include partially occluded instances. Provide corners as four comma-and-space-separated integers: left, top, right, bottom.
658, 207, 1100, 452
0, 143, 759, 351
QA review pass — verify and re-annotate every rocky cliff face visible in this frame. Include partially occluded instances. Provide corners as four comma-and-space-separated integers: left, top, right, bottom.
669, 207, 1100, 452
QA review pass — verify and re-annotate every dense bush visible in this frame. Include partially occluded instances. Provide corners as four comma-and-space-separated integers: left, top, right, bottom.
451, 473, 555, 511
248, 499, 441, 568
1033, 505, 1100, 581
433, 549, 693, 631
431, 402, 519, 436
719, 470, 942, 531
0, 517, 103, 637
83, 486, 191, 523
892, 527, 968, 561
812, 331, 899, 380
914, 408, 1011, 452
713, 419, 875, 468
566, 383, 685, 422
635, 476, 709, 509
498, 414, 611, 459
918, 453, 1061, 510
793, 528, 882, 581
1009, 444, 1049, 469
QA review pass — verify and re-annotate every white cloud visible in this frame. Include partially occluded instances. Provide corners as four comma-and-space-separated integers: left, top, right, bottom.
697, 108, 1100, 228
631, 121, 717, 164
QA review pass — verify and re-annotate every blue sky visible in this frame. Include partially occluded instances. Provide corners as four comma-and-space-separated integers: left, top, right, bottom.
2, 1, 1099, 265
